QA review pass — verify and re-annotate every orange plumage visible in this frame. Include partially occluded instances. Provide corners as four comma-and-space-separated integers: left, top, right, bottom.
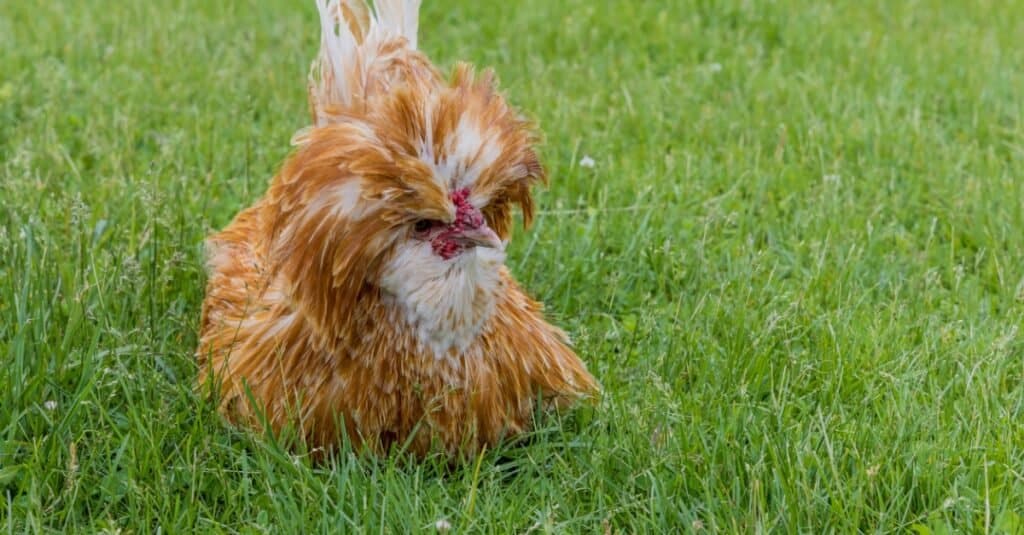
197, 0, 598, 458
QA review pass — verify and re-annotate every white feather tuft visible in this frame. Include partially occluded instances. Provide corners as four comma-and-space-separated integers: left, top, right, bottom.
380, 242, 506, 359
309, 0, 423, 124
373, 0, 422, 49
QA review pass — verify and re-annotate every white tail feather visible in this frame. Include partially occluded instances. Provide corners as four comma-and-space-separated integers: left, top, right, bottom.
310, 0, 423, 123
373, 0, 421, 48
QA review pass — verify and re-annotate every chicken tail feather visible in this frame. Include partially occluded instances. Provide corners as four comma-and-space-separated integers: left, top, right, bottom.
309, 0, 423, 124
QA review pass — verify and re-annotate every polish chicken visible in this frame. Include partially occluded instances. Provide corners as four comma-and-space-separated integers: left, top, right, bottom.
197, 0, 598, 458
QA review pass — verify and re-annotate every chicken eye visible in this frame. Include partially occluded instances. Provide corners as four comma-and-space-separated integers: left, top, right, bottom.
413, 219, 436, 233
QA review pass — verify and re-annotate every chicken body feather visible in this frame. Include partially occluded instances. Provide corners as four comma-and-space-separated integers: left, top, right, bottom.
197, 0, 598, 458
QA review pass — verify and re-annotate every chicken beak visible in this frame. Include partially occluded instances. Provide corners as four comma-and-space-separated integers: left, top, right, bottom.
454, 225, 503, 250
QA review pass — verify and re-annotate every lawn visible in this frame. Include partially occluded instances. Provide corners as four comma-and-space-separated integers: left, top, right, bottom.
2, 0, 1024, 532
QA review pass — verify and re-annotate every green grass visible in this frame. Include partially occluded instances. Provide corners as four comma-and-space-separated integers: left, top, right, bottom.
2, 0, 1024, 532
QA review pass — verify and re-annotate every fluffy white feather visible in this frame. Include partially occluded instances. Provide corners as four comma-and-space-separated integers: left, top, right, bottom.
373, 0, 422, 49
379, 241, 506, 359
310, 0, 422, 122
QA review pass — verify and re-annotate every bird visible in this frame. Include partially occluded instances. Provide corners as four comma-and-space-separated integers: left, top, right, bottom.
196, 0, 599, 459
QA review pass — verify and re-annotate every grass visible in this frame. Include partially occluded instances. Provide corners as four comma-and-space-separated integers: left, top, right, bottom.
2, 0, 1024, 532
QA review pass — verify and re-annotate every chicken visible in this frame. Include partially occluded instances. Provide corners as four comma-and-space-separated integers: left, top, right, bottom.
196, 0, 598, 459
